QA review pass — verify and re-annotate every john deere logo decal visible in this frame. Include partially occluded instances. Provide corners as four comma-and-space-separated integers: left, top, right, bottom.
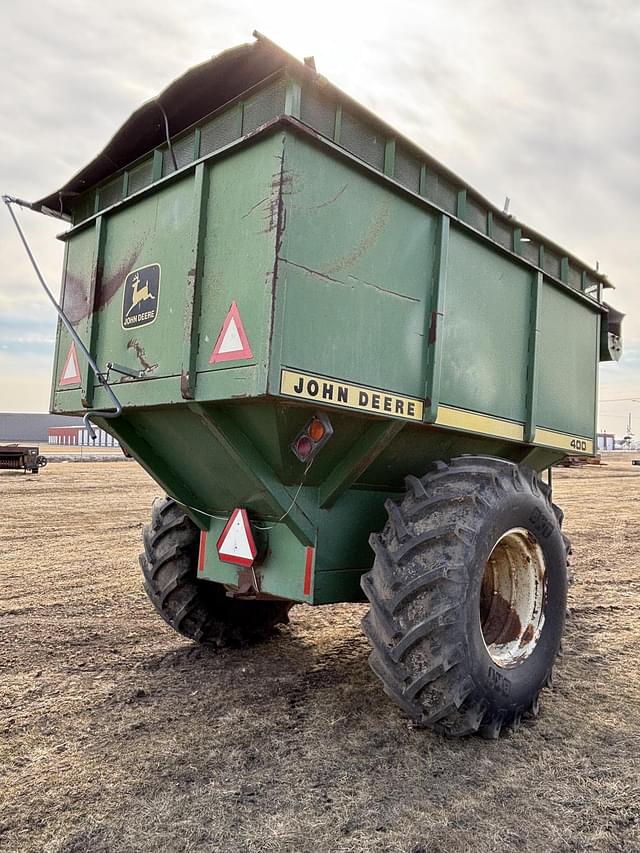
122, 264, 160, 329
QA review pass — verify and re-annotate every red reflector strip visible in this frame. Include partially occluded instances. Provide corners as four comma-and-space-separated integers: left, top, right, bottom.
303, 547, 314, 596
198, 532, 207, 573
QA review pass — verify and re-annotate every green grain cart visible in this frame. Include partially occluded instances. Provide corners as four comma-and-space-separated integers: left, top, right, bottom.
10, 34, 623, 737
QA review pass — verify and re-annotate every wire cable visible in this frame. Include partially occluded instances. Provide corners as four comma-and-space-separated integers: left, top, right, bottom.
157, 101, 178, 172
177, 460, 314, 530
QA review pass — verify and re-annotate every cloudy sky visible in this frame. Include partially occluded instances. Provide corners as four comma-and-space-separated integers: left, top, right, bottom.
1, 0, 638, 434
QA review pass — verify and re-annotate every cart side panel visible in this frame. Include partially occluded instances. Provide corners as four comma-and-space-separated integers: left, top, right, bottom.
51, 227, 96, 408
537, 284, 599, 437
272, 133, 437, 400
195, 133, 286, 381
51, 134, 285, 415
439, 227, 532, 423
92, 176, 194, 382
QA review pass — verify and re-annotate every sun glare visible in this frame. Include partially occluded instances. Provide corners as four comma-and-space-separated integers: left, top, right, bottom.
253, 0, 389, 88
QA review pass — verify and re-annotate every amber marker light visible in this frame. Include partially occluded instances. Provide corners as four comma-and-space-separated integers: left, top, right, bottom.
308, 417, 326, 442
290, 413, 334, 463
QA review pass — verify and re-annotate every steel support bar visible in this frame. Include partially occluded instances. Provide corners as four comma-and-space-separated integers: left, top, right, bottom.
189, 403, 315, 545
284, 79, 301, 118
592, 312, 601, 449
318, 418, 405, 509
513, 227, 522, 255
424, 214, 450, 422
456, 189, 467, 221
525, 271, 542, 443
181, 162, 209, 399
486, 210, 494, 239
81, 215, 107, 407
384, 139, 396, 177
333, 104, 342, 144
419, 164, 427, 196
112, 418, 211, 530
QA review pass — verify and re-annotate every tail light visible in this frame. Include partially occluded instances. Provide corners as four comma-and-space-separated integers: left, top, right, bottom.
291, 413, 333, 463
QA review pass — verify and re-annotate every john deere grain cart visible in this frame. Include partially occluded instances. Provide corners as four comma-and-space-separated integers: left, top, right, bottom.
6, 34, 623, 737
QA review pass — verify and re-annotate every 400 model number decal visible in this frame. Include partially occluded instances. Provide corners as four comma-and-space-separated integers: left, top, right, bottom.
280, 369, 424, 422
533, 428, 594, 455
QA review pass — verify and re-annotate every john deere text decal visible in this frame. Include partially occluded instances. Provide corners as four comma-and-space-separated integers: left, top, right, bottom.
280, 369, 424, 422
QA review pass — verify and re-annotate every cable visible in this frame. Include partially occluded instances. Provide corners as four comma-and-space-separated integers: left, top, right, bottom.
177, 459, 314, 530
2, 195, 122, 439
157, 101, 178, 172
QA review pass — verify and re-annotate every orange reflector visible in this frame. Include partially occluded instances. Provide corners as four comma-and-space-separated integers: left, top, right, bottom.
290, 412, 334, 463
308, 418, 325, 442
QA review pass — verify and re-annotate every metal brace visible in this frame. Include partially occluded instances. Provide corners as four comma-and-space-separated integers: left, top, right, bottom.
107, 362, 145, 379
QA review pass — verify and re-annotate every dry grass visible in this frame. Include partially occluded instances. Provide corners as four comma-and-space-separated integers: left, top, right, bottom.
1, 457, 639, 853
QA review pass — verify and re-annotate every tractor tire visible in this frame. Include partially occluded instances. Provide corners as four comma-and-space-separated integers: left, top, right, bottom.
361, 456, 568, 738
140, 496, 292, 647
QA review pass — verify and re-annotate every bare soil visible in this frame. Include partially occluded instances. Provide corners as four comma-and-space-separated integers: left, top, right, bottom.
1, 457, 639, 852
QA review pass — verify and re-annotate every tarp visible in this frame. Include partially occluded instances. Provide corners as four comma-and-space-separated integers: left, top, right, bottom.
33, 36, 294, 215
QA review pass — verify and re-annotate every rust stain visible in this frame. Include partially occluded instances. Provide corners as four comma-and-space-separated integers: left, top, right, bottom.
480, 587, 522, 647
322, 199, 392, 275
428, 311, 438, 345
265, 166, 294, 235
63, 243, 143, 325
520, 623, 535, 646
308, 183, 348, 209
127, 338, 158, 375
233, 567, 262, 596
246, 162, 297, 235
266, 149, 287, 359
180, 371, 193, 400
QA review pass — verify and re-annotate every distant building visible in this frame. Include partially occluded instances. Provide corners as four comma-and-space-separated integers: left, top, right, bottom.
597, 432, 616, 451
0, 412, 85, 442
48, 426, 119, 447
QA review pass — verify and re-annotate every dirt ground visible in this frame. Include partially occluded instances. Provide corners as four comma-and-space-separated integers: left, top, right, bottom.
1, 456, 639, 852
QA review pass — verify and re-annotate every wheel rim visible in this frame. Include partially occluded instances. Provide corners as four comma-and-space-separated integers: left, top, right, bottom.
479, 527, 546, 668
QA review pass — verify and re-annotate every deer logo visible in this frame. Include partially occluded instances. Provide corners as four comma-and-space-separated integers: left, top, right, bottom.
122, 264, 161, 329
126, 271, 156, 317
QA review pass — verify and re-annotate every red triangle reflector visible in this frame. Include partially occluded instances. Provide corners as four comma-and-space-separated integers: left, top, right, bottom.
216, 508, 257, 567
59, 342, 81, 386
209, 302, 253, 363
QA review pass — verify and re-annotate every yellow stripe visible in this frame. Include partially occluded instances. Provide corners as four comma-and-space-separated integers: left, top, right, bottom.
279, 373, 593, 454
435, 406, 524, 441
434, 405, 594, 454
533, 428, 593, 454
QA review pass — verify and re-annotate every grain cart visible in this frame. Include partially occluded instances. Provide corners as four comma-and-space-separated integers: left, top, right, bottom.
6, 34, 623, 738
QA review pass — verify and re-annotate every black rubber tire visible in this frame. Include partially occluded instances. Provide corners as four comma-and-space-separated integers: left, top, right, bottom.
361, 456, 569, 738
140, 496, 293, 647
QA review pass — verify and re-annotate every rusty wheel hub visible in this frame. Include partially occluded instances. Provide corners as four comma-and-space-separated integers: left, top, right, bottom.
480, 528, 546, 668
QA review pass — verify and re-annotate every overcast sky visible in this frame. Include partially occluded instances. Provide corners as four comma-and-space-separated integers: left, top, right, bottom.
1, 0, 638, 434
